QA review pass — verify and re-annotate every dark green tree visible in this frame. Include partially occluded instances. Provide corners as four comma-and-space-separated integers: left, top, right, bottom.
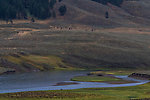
92, 0, 124, 7
0, 0, 66, 20
49, 0, 57, 9
59, 5, 67, 16
105, 11, 109, 19
31, 17, 35, 22
59, 0, 63, 2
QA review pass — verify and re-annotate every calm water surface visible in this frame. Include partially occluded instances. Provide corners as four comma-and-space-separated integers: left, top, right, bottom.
0, 70, 149, 93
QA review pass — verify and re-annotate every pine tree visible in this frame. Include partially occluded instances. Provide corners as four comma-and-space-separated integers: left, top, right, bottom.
105, 11, 109, 19
0, 0, 66, 20
59, 5, 67, 16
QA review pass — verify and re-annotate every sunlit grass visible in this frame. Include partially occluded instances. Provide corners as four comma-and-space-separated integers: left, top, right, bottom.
24, 55, 68, 69
4, 54, 77, 71
71, 76, 121, 82
90, 70, 133, 76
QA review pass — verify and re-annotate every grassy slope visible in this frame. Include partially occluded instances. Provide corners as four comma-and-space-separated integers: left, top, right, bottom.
0, 23, 150, 72
122, 0, 150, 19
53, 0, 150, 27
1, 83, 150, 100
55, 0, 129, 27
0, 54, 78, 73
0, 0, 150, 72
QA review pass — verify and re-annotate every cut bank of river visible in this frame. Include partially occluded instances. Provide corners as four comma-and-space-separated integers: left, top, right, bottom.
0, 70, 149, 93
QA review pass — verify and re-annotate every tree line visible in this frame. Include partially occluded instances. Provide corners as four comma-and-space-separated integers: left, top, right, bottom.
0, 0, 67, 20
92, 0, 124, 7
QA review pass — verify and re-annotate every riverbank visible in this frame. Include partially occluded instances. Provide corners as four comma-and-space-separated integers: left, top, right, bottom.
0, 70, 149, 94
71, 70, 150, 84
0, 82, 150, 100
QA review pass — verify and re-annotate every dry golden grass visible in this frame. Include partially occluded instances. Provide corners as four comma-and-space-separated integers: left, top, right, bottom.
101, 27, 150, 35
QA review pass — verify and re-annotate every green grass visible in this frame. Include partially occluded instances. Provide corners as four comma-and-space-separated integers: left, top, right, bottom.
1, 54, 80, 73
71, 76, 121, 82
1, 83, 150, 100
89, 70, 133, 76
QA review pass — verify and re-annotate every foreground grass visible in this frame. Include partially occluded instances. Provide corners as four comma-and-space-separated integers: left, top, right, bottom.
1, 83, 150, 100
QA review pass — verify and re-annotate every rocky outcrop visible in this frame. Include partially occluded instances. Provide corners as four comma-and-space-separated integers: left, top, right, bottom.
129, 73, 150, 79
2, 70, 16, 74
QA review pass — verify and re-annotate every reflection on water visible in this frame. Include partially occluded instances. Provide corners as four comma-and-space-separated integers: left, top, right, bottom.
0, 70, 149, 93
0, 70, 90, 93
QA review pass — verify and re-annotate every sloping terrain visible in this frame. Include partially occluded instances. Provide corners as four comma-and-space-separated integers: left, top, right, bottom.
0, 0, 150, 74
122, 0, 150, 19
51, 0, 150, 27
0, 24, 150, 73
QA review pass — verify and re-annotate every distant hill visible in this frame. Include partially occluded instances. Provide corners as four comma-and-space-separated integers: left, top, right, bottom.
0, 0, 150, 27
51, 0, 150, 27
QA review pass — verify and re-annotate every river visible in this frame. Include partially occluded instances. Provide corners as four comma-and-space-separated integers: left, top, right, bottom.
0, 70, 149, 93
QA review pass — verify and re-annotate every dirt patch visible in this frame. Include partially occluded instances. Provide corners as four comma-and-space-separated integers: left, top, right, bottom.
17, 31, 31, 37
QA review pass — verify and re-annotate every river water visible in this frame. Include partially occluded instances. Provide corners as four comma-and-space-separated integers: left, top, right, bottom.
0, 70, 149, 93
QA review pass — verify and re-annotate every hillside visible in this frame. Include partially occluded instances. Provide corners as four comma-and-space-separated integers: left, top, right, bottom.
1, 0, 150, 27
0, 0, 150, 74
51, 0, 150, 27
